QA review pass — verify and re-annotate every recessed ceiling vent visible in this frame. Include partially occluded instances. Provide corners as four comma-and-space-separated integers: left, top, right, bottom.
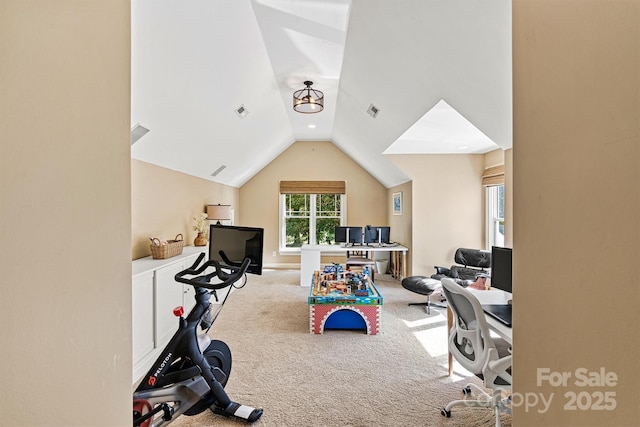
367, 104, 380, 119
130, 123, 150, 145
211, 165, 226, 177
235, 105, 249, 119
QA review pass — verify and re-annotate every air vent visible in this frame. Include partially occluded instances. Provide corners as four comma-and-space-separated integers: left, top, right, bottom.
130, 124, 150, 145
367, 104, 380, 119
235, 105, 249, 119
211, 165, 226, 177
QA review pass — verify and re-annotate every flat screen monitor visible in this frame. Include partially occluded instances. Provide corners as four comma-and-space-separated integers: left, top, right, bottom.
490, 246, 512, 293
334, 226, 363, 244
363, 225, 391, 245
209, 225, 264, 275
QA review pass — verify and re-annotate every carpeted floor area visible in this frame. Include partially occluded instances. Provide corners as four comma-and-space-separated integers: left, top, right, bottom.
169, 269, 511, 427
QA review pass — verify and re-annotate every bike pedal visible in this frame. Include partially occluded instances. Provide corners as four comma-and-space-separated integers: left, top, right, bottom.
211, 403, 263, 423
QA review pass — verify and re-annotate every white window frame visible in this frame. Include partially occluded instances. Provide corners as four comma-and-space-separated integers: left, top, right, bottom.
486, 184, 505, 249
279, 193, 346, 253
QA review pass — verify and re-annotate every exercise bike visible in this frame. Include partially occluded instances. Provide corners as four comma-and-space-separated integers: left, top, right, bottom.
133, 253, 263, 427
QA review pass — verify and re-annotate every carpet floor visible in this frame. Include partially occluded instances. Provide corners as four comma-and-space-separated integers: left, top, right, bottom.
170, 269, 512, 427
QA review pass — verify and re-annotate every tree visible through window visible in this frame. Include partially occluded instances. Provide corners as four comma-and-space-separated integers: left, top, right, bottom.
284, 194, 310, 247
282, 193, 343, 249
315, 194, 341, 244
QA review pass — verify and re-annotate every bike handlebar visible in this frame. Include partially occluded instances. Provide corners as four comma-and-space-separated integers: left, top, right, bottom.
174, 253, 251, 290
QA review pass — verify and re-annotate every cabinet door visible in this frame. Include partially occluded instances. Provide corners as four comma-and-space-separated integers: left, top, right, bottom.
154, 260, 186, 348
182, 284, 196, 313
183, 253, 206, 313
132, 271, 154, 366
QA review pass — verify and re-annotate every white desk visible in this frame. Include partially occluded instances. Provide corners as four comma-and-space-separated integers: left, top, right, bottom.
299, 244, 409, 286
468, 287, 512, 343
447, 287, 512, 376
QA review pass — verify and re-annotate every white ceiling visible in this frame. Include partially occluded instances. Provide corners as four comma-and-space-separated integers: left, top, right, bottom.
131, 0, 512, 188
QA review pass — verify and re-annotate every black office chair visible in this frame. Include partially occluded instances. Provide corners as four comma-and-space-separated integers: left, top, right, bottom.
440, 278, 512, 426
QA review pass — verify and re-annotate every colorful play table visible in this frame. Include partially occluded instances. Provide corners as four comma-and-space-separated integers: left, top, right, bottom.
308, 269, 383, 335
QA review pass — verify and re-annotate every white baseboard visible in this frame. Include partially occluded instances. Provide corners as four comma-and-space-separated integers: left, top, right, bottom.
263, 262, 300, 270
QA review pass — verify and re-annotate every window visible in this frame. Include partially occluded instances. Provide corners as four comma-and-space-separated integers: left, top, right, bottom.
278, 181, 347, 252
482, 164, 505, 249
486, 184, 505, 248
280, 193, 345, 250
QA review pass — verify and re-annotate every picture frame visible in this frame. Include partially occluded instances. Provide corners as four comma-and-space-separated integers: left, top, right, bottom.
392, 192, 402, 215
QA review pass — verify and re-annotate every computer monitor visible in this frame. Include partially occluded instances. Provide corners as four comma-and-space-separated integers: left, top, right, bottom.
209, 225, 264, 275
363, 225, 390, 245
490, 246, 512, 293
334, 226, 363, 244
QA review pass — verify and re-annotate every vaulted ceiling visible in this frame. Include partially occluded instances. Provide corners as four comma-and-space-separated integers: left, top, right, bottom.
131, 0, 512, 189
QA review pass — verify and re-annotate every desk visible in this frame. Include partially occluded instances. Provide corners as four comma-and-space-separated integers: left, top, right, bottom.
299, 244, 409, 286
447, 288, 512, 376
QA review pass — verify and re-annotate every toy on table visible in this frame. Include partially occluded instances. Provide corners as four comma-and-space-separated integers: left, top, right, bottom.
312, 267, 372, 297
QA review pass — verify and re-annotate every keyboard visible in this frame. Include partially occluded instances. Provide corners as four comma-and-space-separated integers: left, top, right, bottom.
482, 304, 512, 327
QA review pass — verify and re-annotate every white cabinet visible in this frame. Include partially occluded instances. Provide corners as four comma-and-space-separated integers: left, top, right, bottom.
131, 247, 209, 383
182, 253, 202, 312
132, 271, 154, 369
154, 260, 186, 349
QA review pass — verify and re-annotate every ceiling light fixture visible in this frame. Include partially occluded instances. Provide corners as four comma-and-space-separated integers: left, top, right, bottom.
293, 81, 324, 114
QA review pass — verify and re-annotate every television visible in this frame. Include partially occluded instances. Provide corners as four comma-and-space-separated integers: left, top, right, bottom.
334, 226, 363, 245
363, 225, 390, 245
490, 246, 512, 293
208, 225, 264, 275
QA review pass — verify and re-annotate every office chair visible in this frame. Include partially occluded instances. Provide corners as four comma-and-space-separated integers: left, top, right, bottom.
440, 278, 512, 427
345, 249, 376, 281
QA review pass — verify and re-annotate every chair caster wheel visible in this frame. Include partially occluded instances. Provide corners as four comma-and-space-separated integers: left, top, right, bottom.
462, 386, 472, 395
441, 408, 451, 417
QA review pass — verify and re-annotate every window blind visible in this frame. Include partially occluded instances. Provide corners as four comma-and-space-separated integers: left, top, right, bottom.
481, 165, 505, 186
279, 180, 346, 194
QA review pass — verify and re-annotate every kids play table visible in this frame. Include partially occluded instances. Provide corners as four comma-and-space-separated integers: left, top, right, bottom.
308, 269, 383, 335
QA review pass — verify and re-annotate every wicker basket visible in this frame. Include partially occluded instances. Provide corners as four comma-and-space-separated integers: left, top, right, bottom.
149, 234, 184, 259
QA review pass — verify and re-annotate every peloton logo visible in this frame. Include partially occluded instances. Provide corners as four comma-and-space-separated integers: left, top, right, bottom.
148, 353, 172, 386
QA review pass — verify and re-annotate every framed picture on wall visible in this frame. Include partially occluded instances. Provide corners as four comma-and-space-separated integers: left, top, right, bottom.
392, 192, 402, 215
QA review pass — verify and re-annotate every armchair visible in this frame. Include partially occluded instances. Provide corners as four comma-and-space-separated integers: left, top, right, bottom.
432, 248, 491, 287
439, 278, 512, 427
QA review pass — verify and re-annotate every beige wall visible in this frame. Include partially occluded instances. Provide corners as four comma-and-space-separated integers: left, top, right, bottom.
240, 141, 390, 267
388, 181, 413, 273
513, 1, 639, 424
0, 1, 131, 425
131, 159, 239, 259
388, 154, 486, 276
484, 148, 505, 168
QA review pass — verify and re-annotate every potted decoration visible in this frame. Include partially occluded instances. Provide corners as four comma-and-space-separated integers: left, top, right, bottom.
192, 213, 208, 246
